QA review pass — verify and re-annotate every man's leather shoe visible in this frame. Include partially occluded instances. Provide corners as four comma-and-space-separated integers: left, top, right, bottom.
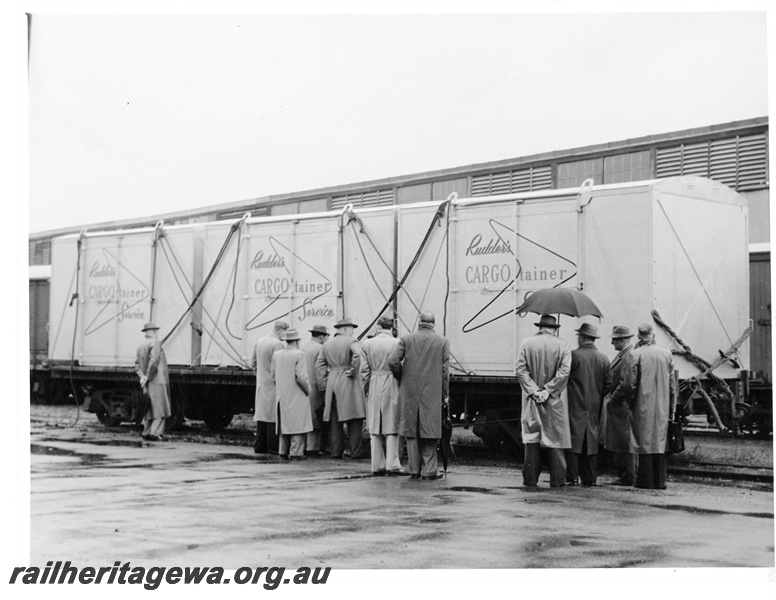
386, 469, 410, 477
409, 473, 421, 480
421, 473, 444, 481
611, 479, 634, 486
372, 470, 387, 477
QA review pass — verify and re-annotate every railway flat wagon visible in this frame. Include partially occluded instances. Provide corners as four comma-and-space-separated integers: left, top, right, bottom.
38, 176, 767, 439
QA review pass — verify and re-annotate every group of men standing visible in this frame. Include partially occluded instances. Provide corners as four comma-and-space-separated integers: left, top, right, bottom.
133, 310, 676, 490
250, 312, 450, 480
516, 314, 677, 490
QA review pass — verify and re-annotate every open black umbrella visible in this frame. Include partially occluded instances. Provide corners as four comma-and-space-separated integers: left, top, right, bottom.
515, 287, 603, 319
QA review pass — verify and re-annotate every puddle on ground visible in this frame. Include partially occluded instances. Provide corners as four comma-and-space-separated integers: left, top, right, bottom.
658, 504, 773, 519
37, 437, 143, 449
30, 444, 107, 465
196, 453, 264, 462
447, 486, 501, 495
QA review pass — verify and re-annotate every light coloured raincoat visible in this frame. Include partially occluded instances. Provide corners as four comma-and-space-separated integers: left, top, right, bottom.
272, 348, 312, 435
627, 340, 677, 454
252, 335, 283, 422
361, 330, 401, 435
315, 333, 366, 422
134, 338, 172, 419
516, 330, 572, 448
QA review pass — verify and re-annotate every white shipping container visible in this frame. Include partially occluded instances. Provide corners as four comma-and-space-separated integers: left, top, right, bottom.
48, 224, 204, 367
364, 176, 749, 379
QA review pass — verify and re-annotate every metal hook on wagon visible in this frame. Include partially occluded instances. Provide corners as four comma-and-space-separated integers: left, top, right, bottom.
153, 220, 165, 241
576, 178, 594, 212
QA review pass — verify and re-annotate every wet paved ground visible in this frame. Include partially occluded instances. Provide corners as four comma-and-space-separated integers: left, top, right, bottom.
27, 409, 774, 569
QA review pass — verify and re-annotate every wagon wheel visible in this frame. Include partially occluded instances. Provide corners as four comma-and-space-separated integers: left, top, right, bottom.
95, 405, 122, 427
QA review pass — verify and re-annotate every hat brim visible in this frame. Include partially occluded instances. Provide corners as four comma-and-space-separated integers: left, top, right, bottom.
142, 327, 160, 332
610, 334, 634, 339
333, 323, 358, 329
534, 322, 560, 328
576, 331, 600, 338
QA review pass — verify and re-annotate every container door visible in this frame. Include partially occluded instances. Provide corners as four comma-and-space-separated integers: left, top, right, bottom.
342, 207, 397, 334
512, 200, 580, 357
448, 201, 517, 375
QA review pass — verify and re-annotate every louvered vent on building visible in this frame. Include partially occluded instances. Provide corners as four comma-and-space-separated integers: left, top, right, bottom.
471, 166, 552, 196
217, 206, 269, 221
656, 133, 768, 191
331, 189, 394, 211
29, 240, 52, 266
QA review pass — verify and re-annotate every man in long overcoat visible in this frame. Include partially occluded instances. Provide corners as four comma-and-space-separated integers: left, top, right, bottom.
252, 320, 288, 453
627, 323, 677, 489
361, 316, 406, 476
301, 325, 329, 455
134, 322, 172, 442
315, 317, 367, 459
388, 312, 450, 480
565, 323, 611, 486
600, 325, 637, 485
516, 314, 572, 488
271, 329, 313, 460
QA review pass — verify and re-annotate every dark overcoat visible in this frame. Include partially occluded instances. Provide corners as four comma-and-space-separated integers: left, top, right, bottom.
599, 344, 635, 452
567, 342, 612, 454
388, 324, 450, 440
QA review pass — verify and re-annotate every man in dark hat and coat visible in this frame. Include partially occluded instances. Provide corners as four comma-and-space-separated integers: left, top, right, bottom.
565, 323, 611, 486
134, 322, 172, 441
301, 325, 330, 455
600, 325, 638, 485
388, 312, 450, 480
627, 323, 677, 489
516, 314, 572, 488
315, 318, 367, 459
272, 329, 313, 460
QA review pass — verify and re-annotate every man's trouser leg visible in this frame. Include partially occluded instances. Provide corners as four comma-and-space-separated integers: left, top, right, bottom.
289, 434, 306, 458
565, 450, 579, 484
254, 421, 273, 453
306, 429, 321, 453
371, 433, 386, 473
614, 452, 636, 484
579, 435, 597, 485
346, 418, 364, 458
419, 438, 439, 477
637, 453, 655, 488
406, 436, 422, 476
653, 453, 667, 489
385, 434, 401, 471
522, 443, 542, 486
279, 434, 290, 458
548, 448, 567, 487
328, 396, 345, 458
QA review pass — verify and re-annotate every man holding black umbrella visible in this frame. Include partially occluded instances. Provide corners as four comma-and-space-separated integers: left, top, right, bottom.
516, 314, 572, 488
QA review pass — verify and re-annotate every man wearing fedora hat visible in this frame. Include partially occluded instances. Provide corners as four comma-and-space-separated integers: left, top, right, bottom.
301, 325, 330, 455
252, 320, 289, 454
361, 316, 406, 476
315, 318, 367, 459
600, 325, 638, 486
565, 322, 612, 487
271, 329, 313, 460
134, 322, 172, 442
627, 323, 677, 490
516, 314, 572, 488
